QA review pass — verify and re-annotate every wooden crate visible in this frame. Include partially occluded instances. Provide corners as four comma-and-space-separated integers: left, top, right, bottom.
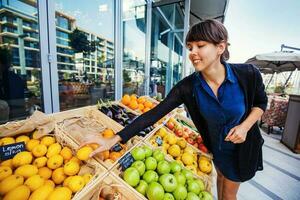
145, 126, 213, 187
55, 107, 141, 170
73, 171, 143, 200
0, 121, 107, 200
111, 142, 212, 198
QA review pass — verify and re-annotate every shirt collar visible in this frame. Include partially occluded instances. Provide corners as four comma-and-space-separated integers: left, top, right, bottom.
222, 61, 236, 83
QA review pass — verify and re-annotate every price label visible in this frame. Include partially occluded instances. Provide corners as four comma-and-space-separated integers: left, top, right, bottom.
118, 152, 134, 171
111, 143, 123, 152
0, 142, 26, 161
155, 137, 163, 146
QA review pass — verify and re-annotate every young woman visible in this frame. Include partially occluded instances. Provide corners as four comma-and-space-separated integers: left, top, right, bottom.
81, 19, 267, 200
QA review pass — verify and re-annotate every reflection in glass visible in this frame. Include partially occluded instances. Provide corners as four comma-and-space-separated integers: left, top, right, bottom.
150, 3, 184, 98
122, 0, 146, 96
55, 0, 115, 111
0, 0, 43, 124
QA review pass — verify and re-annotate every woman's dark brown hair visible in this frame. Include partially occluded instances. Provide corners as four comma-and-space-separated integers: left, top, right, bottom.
185, 19, 230, 61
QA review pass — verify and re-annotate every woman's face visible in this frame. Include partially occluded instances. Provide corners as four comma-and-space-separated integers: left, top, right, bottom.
187, 41, 224, 72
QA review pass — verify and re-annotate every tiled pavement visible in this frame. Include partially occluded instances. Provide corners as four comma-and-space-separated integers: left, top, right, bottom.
212, 130, 300, 200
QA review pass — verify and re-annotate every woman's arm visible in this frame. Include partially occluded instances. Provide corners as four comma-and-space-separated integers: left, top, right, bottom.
80, 81, 185, 156
225, 107, 264, 143
225, 66, 267, 143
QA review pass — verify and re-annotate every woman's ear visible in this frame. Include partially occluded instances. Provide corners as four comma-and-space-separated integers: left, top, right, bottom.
217, 41, 226, 55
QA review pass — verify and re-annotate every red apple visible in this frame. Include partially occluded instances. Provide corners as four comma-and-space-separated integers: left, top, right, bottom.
166, 121, 174, 130
186, 138, 195, 145
175, 129, 183, 137
197, 136, 203, 144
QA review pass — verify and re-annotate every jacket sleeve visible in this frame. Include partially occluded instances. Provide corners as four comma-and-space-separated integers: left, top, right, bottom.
117, 81, 185, 143
252, 66, 268, 111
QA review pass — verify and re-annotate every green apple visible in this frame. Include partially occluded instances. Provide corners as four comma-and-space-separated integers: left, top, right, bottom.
159, 174, 178, 192
153, 149, 164, 161
186, 192, 200, 200
163, 193, 175, 200
157, 160, 170, 175
199, 191, 213, 200
195, 179, 205, 192
146, 182, 165, 200
131, 147, 146, 161
143, 170, 159, 183
143, 145, 153, 157
187, 179, 201, 194
123, 167, 140, 187
135, 180, 148, 196
172, 185, 187, 200
174, 172, 186, 185
170, 161, 181, 173
132, 160, 146, 176
145, 157, 157, 170
182, 169, 194, 180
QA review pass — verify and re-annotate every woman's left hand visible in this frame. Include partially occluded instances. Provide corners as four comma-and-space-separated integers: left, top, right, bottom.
225, 124, 249, 144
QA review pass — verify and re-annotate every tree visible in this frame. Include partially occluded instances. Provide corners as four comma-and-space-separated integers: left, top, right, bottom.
70, 28, 90, 53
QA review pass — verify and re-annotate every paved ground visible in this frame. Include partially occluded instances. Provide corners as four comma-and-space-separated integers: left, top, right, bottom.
212, 130, 300, 200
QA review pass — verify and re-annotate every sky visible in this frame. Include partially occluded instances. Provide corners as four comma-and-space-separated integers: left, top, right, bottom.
224, 0, 300, 63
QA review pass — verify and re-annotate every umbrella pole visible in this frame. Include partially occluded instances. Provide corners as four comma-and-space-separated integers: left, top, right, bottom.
266, 73, 274, 90
284, 70, 294, 88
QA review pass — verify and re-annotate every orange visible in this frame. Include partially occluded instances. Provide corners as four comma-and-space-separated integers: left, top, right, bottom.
129, 100, 139, 110
102, 129, 114, 138
143, 107, 151, 113
130, 94, 137, 101
109, 152, 122, 161
100, 150, 110, 160
121, 94, 130, 105
144, 101, 153, 108
137, 97, 146, 104
138, 104, 144, 111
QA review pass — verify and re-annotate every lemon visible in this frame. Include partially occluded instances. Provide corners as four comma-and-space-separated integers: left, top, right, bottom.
46, 143, 62, 158
60, 147, 73, 160
0, 166, 12, 181
44, 179, 55, 188
15, 135, 30, 144
68, 175, 85, 193
63, 176, 73, 187
32, 144, 47, 157
15, 164, 38, 178
25, 174, 45, 191
29, 185, 54, 200
0, 137, 15, 145
82, 173, 93, 184
40, 136, 56, 147
0, 159, 13, 168
69, 157, 82, 165
47, 154, 63, 169
63, 161, 80, 176
38, 167, 52, 179
12, 151, 33, 167
33, 156, 48, 168
168, 144, 181, 157
52, 167, 66, 184
47, 187, 72, 200
26, 139, 40, 151
76, 146, 93, 161
3, 185, 30, 200
0, 174, 24, 195
181, 152, 194, 165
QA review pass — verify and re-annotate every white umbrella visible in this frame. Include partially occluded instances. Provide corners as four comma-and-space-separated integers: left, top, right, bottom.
246, 51, 300, 74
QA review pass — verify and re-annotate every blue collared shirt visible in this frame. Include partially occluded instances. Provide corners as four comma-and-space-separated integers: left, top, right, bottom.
193, 62, 246, 152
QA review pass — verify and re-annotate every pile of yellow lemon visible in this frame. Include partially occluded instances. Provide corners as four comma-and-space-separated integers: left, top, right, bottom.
0, 133, 94, 200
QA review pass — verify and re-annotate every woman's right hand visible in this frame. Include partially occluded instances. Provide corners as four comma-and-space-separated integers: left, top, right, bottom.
79, 134, 122, 157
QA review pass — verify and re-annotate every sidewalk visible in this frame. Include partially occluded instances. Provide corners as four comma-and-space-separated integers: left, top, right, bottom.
212, 130, 300, 200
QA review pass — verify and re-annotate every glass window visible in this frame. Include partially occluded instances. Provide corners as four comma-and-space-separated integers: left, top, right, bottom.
0, 0, 43, 123
55, 0, 115, 111
150, 2, 184, 98
122, 0, 146, 96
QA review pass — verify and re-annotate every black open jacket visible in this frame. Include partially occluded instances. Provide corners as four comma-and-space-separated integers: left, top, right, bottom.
118, 63, 268, 182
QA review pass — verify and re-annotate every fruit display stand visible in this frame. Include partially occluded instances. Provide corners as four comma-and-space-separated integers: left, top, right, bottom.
0, 122, 107, 200
110, 142, 213, 200
55, 107, 140, 170
144, 125, 214, 189
72, 171, 142, 200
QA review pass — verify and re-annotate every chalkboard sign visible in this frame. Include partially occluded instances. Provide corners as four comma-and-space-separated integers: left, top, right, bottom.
155, 137, 163, 146
0, 142, 26, 160
118, 152, 134, 171
111, 143, 123, 152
